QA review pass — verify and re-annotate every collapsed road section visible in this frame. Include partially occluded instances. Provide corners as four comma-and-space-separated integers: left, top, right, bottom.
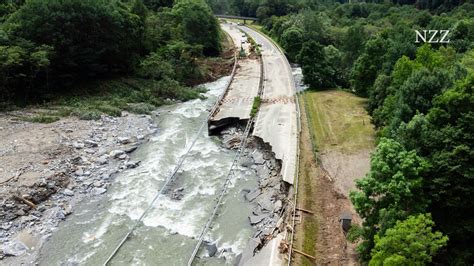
211, 23, 298, 186
241, 26, 298, 186
208, 22, 299, 265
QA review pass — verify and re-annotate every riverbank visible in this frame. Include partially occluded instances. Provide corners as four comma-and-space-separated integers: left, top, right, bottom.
0, 111, 159, 263
0, 41, 237, 264
33, 76, 262, 265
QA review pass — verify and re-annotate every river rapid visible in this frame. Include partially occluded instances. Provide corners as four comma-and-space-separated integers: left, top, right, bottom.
39, 77, 258, 265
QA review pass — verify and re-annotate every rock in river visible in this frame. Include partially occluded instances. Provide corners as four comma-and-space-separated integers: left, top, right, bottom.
117, 137, 131, 144
2, 239, 28, 257
62, 189, 74, 196
249, 214, 269, 225
244, 189, 261, 202
252, 151, 265, 165
109, 150, 125, 158
92, 187, 107, 195
206, 243, 218, 257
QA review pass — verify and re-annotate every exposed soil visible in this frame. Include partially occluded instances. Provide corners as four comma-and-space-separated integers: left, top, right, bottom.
320, 150, 372, 197
189, 32, 236, 86
0, 111, 157, 262
293, 91, 375, 265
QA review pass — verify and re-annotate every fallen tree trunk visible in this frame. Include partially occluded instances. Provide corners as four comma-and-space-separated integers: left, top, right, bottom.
13, 195, 37, 209
293, 248, 316, 261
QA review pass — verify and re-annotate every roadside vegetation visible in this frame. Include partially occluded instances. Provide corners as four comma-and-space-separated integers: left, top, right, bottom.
207, 0, 474, 264
296, 90, 375, 265
0, 0, 225, 120
249, 96, 261, 117
295, 94, 319, 265
246, 34, 262, 56
304, 90, 374, 153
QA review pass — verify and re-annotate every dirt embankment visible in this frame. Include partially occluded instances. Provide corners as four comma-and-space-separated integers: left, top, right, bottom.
293, 90, 375, 265
0, 111, 157, 261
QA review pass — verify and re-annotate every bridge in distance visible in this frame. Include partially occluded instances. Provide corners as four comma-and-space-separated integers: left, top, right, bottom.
215, 14, 258, 24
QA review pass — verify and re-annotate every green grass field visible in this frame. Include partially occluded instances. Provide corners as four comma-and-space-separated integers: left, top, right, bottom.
303, 90, 375, 153
295, 89, 375, 265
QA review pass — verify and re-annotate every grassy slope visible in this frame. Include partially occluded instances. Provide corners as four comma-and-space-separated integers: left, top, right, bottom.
294, 89, 374, 265
305, 90, 374, 153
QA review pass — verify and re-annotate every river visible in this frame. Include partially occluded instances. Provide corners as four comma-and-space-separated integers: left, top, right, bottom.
38, 76, 258, 265
38, 63, 307, 265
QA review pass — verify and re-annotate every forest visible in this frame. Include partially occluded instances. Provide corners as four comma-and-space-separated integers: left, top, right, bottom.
0, 0, 221, 119
206, 0, 474, 264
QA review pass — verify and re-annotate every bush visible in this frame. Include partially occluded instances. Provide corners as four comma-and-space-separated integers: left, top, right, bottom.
140, 41, 205, 84
125, 103, 157, 114
95, 104, 122, 117
73, 109, 102, 120
23, 115, 60, 124
250, 96, 261, 117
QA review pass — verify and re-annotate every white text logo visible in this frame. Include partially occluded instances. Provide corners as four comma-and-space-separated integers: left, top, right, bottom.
415, 30, 450, 43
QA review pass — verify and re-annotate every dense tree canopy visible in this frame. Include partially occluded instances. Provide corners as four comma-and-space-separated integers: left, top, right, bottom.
7, 0, 143, 79
0, 0, 220, 105
350, 37, 389, 95
297, 41, 336, 89
370, 214, 448, 266
350, 138, 430, 260
143, 0, 174, 10
396, 75, 474, 262
206, 0, 469, 19
173, 0, 221, 56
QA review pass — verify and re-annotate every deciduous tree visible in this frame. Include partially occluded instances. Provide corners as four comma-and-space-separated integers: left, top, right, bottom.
370, 214, 448, 266
350, 138, 430, 261
173, 0, 220, 56
297, 40, 335, 89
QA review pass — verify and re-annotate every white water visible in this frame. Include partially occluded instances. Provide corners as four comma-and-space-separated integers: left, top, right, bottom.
39, 77, 257, 265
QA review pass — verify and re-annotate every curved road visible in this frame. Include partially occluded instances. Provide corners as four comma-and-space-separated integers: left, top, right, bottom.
240, 26, 298, 186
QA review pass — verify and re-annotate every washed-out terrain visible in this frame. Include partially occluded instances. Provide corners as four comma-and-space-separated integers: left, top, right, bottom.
0, 109, 157, 262
1, 75, 292, 265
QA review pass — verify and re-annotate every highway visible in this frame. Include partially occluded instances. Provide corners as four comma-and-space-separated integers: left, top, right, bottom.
214, 23, 298, 185
240, 26, 298, 186
210, 23, 261, 126
214, 23, 299, 265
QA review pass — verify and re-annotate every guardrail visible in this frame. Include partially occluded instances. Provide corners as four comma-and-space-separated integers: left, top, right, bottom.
208, 51, 238, 121
103, 30, 241, 266
187, 33, 265, 265
241, 25, 302, 266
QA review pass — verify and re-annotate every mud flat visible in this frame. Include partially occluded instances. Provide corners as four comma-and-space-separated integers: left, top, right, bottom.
0, 111, 157, 263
